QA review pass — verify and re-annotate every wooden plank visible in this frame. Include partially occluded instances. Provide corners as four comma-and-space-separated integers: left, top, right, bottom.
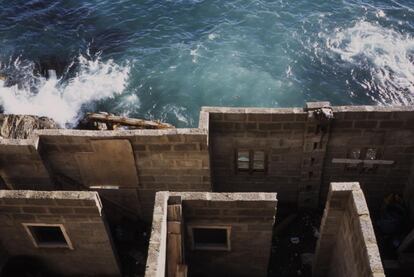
167, 233, 182, 277
176, 264, 188, 277
86, 113, 174, 129
168, 205, 182, 221
168, 221, 181, 234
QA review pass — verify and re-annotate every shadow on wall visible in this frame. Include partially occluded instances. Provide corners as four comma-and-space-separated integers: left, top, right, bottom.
1, 255, 53, 277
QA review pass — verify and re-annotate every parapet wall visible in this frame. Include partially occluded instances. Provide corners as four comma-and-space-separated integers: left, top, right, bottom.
0, 115, 211, 221
313, 182, 385, 277
0, 103, 413, 217
324, 106, 414, 209
0, 190, 120, 276
0, 138, 53, 190
145, 191, 277, 277
207, 103, 414, 209
207, 106, 309, 204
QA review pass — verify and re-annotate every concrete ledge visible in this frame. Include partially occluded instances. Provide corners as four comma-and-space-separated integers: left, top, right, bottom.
34, 128, 207, 137
0, 189, 119, 276
145, 191, 169, 277
145, 191, 277, 277
0, 190, 100, 201
202, 106, 306, 114
169, 192, 277, 202
313, 182, 385, 277
332, 105, 414, 112
0, 190, 102, 215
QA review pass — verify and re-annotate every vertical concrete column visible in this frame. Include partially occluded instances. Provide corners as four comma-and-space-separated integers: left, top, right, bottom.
298, 102, 333, 208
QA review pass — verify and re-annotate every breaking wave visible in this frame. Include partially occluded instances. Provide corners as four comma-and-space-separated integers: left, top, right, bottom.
0, 54, 130, 127
326, 21, 414, 105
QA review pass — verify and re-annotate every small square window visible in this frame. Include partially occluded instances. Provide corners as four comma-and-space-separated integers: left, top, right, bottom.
348, 148, 361, 159
363, 148, 380, 171
346, 148, 361, 169
236, 150, 267, 173
23, 224, 73, 249
253, 151, 265, 170
365, 148, 377, 160
189, 226, 231, 251
237, 150, 250, 170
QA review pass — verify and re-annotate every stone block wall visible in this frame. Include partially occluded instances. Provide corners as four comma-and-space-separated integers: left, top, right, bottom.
0, 127, 212, 221
129, 130, 211, 220
206, 104, 414, 210
0, 190, 120, 276
0, 138, 52, 190
37, 129, 211, 220
37, 131, 143, 218
206, 107, 307, 204
144, 191, 277, 277
176, 191, 276, 277
0, 103, 413, 216
144, 191, 168, 277
313, 182, 384, 277
323, 106, 414, 209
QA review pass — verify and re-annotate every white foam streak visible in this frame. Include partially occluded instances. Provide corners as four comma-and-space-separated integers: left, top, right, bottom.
0, 56, 130, 126
326, 21, 414, 105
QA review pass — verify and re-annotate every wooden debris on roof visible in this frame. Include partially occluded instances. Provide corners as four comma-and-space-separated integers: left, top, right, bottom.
78, 112, 174, 130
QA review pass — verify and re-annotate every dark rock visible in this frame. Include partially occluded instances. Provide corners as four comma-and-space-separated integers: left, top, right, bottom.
0, 114, 59, 139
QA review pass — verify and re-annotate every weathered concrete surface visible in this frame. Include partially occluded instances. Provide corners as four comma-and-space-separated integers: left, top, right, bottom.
145, 192, 277, 277
0, 190, 120, 276
207, 106, 307, 205
0, 103, 413, 218
179, 192, 277, 277
207, 104, 414, 210
36, 128, 211, 220
144, 191, 168, 277
313, 182, 385, 277
323, 105, 414, 210
0, 138, 53, 190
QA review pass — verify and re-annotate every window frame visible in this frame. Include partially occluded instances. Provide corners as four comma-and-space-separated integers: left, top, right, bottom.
235, 149, 267, 174
188, 225, 231, 251
22, 223, 74, 250
344, 147, 382, 173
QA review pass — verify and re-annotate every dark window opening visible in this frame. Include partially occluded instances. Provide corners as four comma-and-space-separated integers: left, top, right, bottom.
191, 227, 230, 251
25, 224, 71, 248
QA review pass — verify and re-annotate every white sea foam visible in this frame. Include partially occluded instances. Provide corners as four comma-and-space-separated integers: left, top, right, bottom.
208, 33, 218, 40
0, 55, 130, 126
326, 21, 414, 105
376, 10, 386, 18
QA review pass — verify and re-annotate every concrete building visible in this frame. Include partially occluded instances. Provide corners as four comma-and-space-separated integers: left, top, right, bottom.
0, 102, 413, 276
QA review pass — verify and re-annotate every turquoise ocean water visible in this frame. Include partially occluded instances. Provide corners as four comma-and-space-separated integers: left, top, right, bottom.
0, 0, 413, 127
